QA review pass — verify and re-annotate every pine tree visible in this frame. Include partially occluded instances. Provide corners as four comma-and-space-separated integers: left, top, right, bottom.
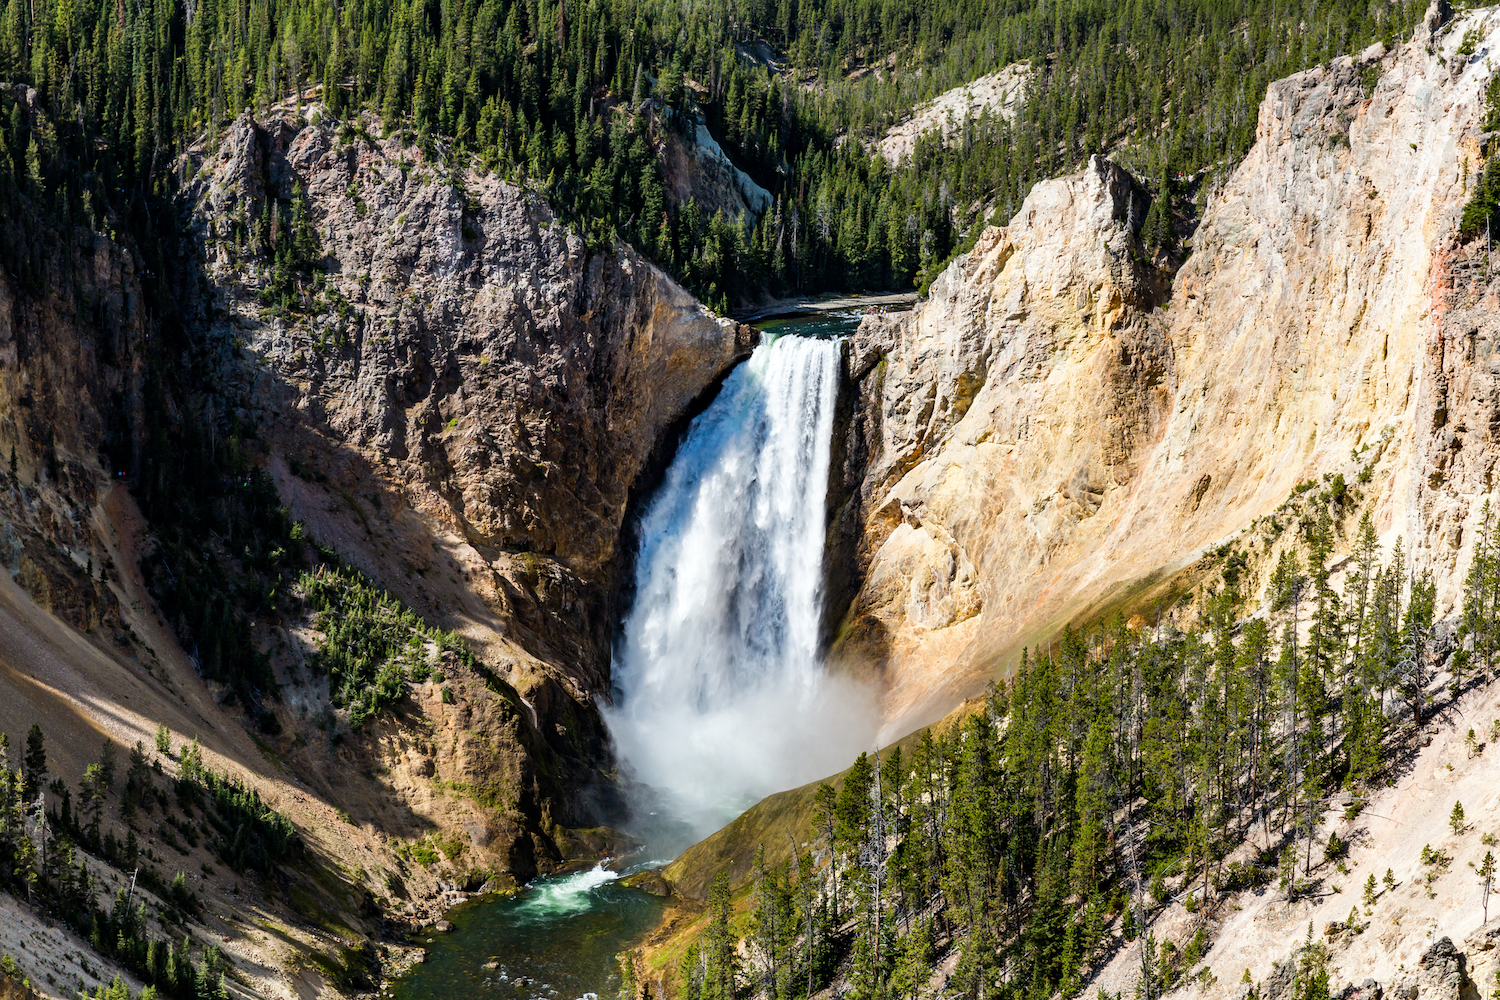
21, 725, 45, 803
180, 738, 204, 783
1403, 567, 1436, 728
1479, 851, 1496, 925
701, 872, 737, 1000
750, 846, 796, 997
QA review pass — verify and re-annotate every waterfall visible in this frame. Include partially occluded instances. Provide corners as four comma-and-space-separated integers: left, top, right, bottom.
605, 333, 876, 839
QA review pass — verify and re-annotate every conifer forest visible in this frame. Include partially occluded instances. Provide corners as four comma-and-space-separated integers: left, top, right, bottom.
0, 0, 1429, 306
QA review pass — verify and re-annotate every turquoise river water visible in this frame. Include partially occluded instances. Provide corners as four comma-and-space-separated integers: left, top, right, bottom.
390, 863, 665, 1000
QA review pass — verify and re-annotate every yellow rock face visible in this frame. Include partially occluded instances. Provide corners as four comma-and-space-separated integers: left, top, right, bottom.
836, 14, 1500, 738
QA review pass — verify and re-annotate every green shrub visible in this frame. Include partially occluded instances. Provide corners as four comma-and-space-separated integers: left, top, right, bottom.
300, 566, 479, 728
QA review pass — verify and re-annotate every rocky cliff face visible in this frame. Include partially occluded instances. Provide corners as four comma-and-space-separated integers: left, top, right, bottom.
831, 153, 1173, 725
0, 91, 755, 993
833, 3, 1500, 736
188, 112, 753, 677
176, 109, 756, 871
0, 86, 143, 638
0, 232, 132, 635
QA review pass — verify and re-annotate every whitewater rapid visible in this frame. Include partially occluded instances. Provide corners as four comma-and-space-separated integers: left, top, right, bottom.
604, 333, 876, 838
510, 864, 620, 923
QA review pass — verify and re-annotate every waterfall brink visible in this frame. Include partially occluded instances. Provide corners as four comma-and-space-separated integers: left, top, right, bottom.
605, 333, 876, 840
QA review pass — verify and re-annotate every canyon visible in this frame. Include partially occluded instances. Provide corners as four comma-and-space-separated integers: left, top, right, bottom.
6, 0, 1500, 996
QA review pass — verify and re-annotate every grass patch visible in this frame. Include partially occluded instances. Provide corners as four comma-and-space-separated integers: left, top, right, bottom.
395, 837, 442, 868
431, 778, 512, 810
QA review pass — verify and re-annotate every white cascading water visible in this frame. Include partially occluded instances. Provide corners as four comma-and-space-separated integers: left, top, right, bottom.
604, 333, 876, 839
511, 863, 621, 923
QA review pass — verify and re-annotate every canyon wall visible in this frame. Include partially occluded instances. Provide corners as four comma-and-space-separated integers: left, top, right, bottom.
189, 114, 756, 687
834, 2, 1500, 736
178, 111, 757, 873
0, 95, 754, 994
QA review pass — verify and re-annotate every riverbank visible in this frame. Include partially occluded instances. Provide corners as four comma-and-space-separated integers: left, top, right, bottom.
734, 290, 918, 322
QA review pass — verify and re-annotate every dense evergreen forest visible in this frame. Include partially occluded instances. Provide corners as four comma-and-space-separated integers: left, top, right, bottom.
0, 0, 1428, 307
663, 480, 1500, 999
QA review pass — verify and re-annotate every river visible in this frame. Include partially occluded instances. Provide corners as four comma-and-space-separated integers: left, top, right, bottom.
389, 862, 664, 1000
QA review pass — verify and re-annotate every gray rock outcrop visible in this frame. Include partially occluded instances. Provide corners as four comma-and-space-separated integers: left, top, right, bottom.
173, 109, 758, 874
660, 115, 772, 221
1387, 937, 1478, 1000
